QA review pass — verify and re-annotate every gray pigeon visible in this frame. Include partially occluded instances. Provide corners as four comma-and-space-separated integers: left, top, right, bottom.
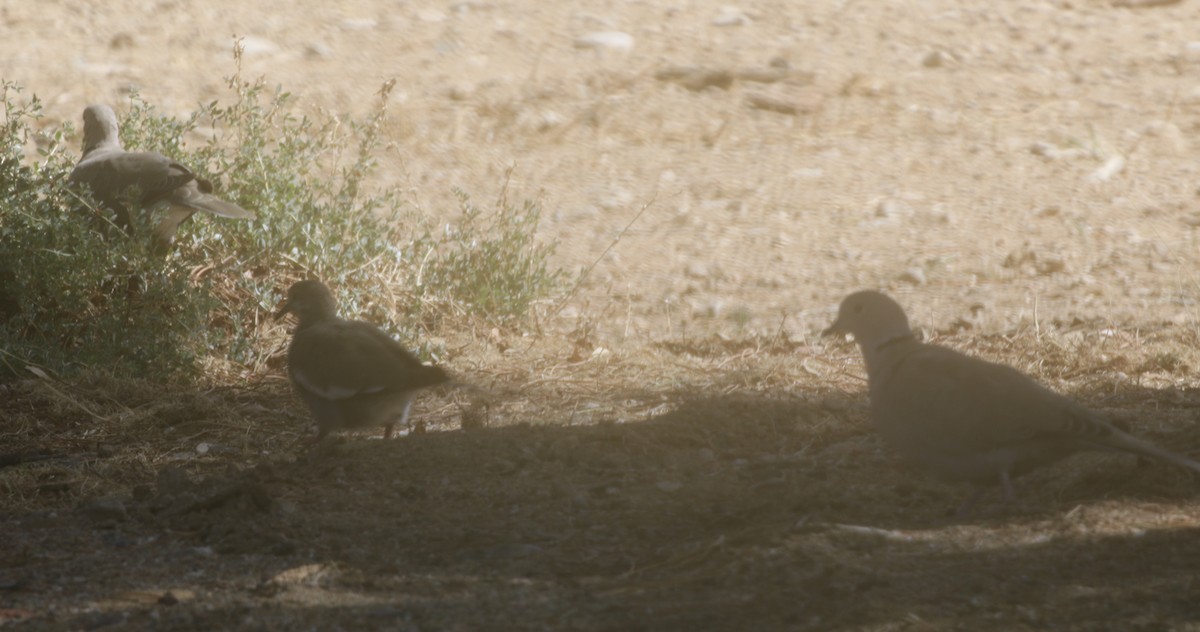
824, 290, 1200, 511
275, 280, 450, 441
68, 104, 255, 247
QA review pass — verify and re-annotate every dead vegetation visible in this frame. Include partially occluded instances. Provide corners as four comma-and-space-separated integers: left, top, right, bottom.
5, 325, 1200, 628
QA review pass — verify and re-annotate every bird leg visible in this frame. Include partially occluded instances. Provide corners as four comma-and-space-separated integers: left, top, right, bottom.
384, 400, 415, 439
999, 469, 1016, 502
309, 426, 329, 445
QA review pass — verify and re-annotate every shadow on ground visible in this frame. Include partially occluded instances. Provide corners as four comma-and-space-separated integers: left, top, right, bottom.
4, 387, 1200, 629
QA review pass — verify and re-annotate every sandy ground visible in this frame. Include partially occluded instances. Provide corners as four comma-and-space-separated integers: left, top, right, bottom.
5, 0, 1200, 629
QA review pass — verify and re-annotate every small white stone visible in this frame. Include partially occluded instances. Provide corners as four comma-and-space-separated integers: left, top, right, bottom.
417, 9, 447, 22
713, 7, 751, 26
1086, 155, 1125, 183
898, 268, 927, 286
239, 36, 280, 57
574, 31, 634, 52
340, 18, 378, 30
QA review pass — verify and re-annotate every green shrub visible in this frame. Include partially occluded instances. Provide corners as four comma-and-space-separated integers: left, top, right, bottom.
417, 188, 564, 324
0, 83, 211, 378
0, 43, 567, 381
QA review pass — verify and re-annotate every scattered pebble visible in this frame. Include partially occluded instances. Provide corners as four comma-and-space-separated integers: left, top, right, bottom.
873, 197, 911, 219
446, 82, 474, 101
898, 267, 927, 286
340, 18, 378, 30
238, 36, 280, 57
746, 94, 799, 115
657, 67, 734, 91
712, 7, 752, 26
305, 41, 333, 60
417, 9, 448, 22
922, 50, 952, 68
685, 262, 711, 279
574, 31, 634, 53
1087, 155, 1125, 183
109, 33, 136, 49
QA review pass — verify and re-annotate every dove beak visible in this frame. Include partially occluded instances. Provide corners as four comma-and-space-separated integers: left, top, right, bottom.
273, 298, 293, 321
821, 318, 845, 338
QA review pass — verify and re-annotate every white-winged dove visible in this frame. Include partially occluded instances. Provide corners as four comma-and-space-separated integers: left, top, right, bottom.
68, 104, 255, 247
824, 290, 1200, 512
275, 280, 449, 441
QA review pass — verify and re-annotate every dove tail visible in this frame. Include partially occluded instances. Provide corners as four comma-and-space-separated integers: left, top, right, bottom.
1096, 432, 1200, 475
415, 365, 452, 389
190, 195, 256, 219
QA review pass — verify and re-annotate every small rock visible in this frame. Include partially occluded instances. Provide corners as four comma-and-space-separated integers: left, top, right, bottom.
446, 82, 474, 100
655, 66, 735, 91
898, 268, 927, 286
746, 94, 798, 115
873, 197, 911, 219
1036, 255, 1066, 275
109, 33, 136, 49
340, 18, 378, 30
574, 31, 634, 52
1036, 205, 1061, 218
239, 36, 280, 57
713, 7, 752, 26
305, 41, 333, 60
1087, 155, 1125, 183
922, 50, 951, 68
515, 109, 567, 132
417, 9, 447, 22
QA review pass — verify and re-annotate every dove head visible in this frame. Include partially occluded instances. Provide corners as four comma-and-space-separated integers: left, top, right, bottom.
81, 104, 122, 155
824, 290, 913, 357
275, 280, 338, 329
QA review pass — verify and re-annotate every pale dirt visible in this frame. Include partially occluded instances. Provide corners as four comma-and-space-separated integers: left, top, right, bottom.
5, 0, 1200, 630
